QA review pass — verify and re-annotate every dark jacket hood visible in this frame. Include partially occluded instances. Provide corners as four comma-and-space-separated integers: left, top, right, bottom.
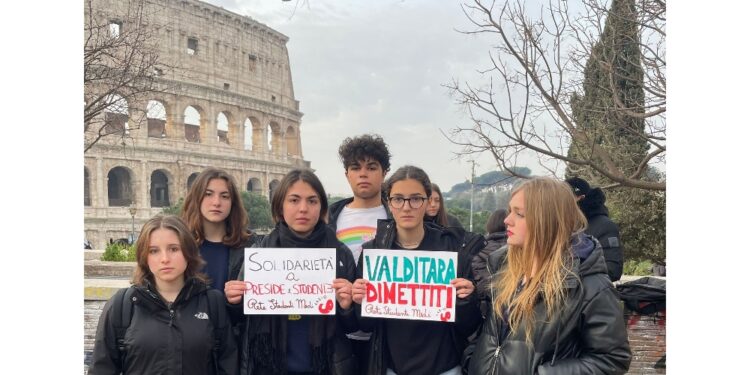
578, 187, 609, 219
572, 233, 608, 278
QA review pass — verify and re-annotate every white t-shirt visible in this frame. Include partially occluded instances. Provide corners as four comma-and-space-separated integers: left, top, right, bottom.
335, 204, 387, 265
336, 204, 386, 341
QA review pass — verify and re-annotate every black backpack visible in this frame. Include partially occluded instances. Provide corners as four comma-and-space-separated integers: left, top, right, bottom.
109, 286, 226, 373
616, 277, 666, 315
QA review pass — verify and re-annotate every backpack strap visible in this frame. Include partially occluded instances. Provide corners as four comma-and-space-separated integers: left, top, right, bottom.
111, 286, 136, 372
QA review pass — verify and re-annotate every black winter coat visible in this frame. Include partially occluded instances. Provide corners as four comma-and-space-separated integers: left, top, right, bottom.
578, 188, 623, 281
468, 235, 631, 375
237, 221, 358, 375
89, 278, 238, 375
356, 219, 483, 375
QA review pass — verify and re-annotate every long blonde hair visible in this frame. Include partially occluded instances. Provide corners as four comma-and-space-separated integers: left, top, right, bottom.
491, 177, 587, 343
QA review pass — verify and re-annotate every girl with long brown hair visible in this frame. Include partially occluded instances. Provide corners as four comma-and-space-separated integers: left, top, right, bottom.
468, 177, 631, 374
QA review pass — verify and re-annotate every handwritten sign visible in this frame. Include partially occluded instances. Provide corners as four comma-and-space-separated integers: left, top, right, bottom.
243, 248, 337, 315
361, 249, 457, 322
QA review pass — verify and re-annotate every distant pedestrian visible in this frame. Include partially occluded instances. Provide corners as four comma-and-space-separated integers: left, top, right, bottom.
425, 183, 464, 229
89, 214, 237, 375
566, 177, 624, 281
467, 178, 631, 374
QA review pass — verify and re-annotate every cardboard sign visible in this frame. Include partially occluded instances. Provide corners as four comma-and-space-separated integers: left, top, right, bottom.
243, 248, 337, 315
361, 249, 457, 322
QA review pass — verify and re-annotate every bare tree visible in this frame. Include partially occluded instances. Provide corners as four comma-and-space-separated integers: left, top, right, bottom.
447, 0, 665, 191
84, 0, 168, 152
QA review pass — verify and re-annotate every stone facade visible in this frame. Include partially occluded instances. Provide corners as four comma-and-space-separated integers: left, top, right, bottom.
85, 0, 308, 249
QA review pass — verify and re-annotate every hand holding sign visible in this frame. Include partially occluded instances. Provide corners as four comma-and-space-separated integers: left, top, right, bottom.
352, 279, 368, 304
225, 280, 247, 304
450, 278, 475, 299
332, 278, 353, 310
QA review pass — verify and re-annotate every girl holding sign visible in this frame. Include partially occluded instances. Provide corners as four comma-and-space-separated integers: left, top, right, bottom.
352, 165, 481, 375
234, 168, 358, 375
467, 178, 631, 374
89, 215, 237, 375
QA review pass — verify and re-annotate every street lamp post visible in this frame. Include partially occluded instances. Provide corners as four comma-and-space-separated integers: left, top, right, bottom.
128, 205, 137, 244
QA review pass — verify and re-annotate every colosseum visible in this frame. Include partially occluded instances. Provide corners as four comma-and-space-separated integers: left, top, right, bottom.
84, 0, 307, 249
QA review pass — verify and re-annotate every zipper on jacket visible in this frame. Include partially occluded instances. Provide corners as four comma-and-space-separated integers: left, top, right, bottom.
168, 308, 175, 327
490, 345, 502, 374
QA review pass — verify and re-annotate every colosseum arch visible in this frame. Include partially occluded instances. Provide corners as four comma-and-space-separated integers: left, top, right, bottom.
184, 105, 203, 143
246, 177, 262, 192
217, 112, 231, 145
187, 172, 200, 191
84, 167, 91, 206
269, 179, 280, 201
104, 93, 129, 135
150, 169, 172, 207
147, 100, 168, 138
107, 166, 134, 207
285, 125, 298, 157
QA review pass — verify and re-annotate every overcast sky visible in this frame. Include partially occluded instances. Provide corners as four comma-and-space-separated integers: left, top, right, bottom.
209, 0, 539, 196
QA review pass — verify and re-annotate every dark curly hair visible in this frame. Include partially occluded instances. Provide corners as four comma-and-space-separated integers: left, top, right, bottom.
338, 134, 391, 172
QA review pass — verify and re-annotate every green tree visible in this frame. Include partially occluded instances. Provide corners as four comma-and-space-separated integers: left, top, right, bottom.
448, 0, 665, 190
242, 191, 273, 230
564, 0, 665, 262
161, 197, 184, 215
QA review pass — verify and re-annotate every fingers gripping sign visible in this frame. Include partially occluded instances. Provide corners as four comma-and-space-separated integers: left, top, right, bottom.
333, 278, 353, 310
450, 278, 475, 299
352, 278, 369, 305
225, 280, 247, 304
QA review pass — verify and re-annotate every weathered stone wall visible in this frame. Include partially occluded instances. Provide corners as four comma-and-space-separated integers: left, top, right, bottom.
84, 300, 107, 374
85, 0, 308, 249
623, 309, 667, 374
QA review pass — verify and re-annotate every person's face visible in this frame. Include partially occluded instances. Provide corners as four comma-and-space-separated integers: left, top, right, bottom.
147, 228, 188, 285
282, 180, 321, 237
345, 158, 385, 200
504, 190, 527, 246
200, 178, 232, 224
426, 192, 441, 217
389, 179, 428, 231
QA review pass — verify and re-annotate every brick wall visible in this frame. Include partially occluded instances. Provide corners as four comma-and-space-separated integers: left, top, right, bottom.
624, 309, 667, 375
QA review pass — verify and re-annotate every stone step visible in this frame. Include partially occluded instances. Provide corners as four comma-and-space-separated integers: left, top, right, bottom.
84, 250, 105, 261
84, 261, 136, 278
84, 278, 130, 300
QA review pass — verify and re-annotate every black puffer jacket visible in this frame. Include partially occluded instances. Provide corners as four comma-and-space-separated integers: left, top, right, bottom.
356, 219, 483, 375
238, 221, 358, 375
89, 278, 238, 375
578, 188, 623, 281
468, 234, 631, 375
